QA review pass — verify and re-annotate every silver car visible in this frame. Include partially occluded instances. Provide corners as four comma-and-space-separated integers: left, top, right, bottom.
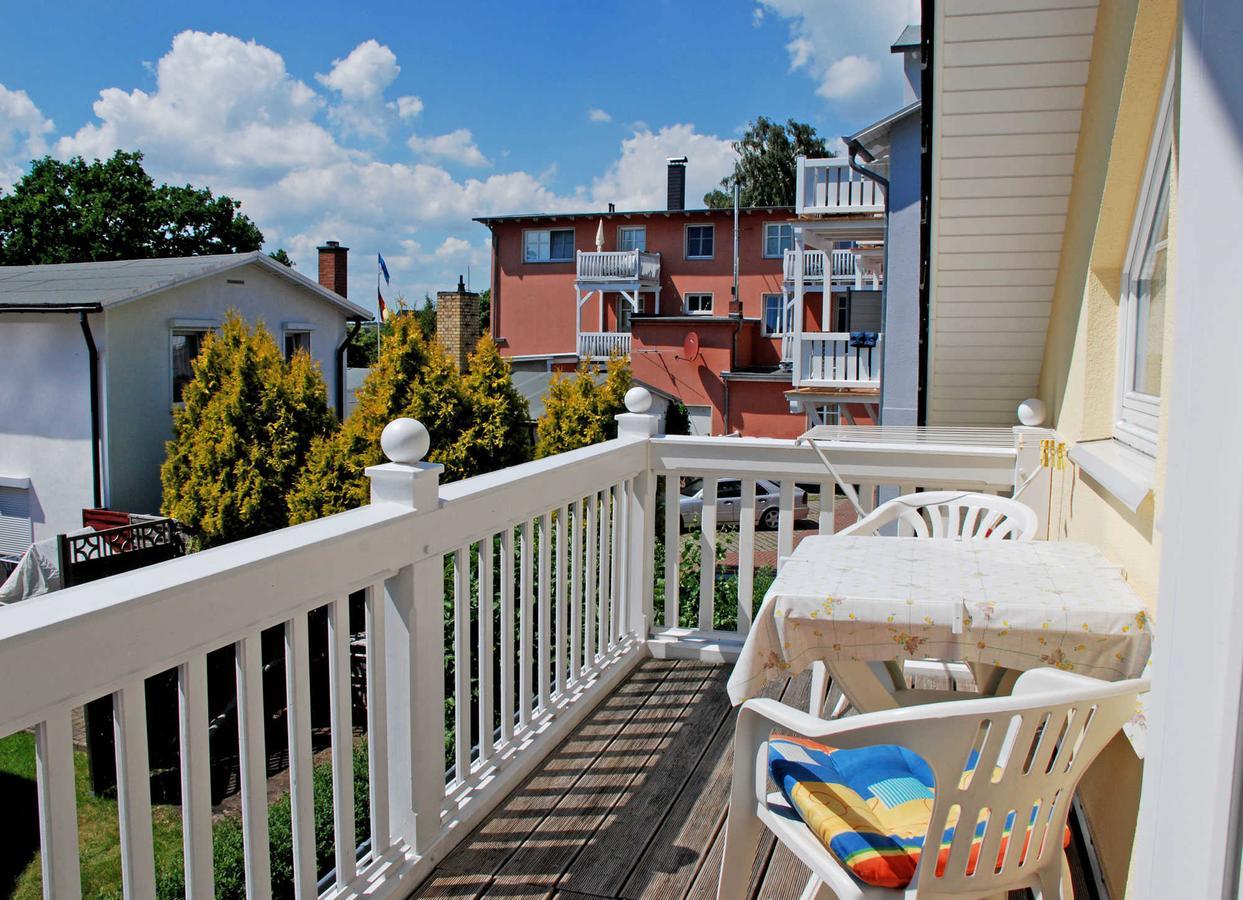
679, 478, 810, 531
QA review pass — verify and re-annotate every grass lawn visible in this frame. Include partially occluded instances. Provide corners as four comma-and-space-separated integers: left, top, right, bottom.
0, 731, 185, 899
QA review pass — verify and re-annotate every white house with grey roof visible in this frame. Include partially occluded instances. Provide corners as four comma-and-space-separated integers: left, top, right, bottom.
0, 249, 369, 560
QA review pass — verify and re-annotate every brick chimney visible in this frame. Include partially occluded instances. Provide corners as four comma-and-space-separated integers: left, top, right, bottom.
437, 275, 483, 372
667, 156, 688, 211
317, 241, 349, 297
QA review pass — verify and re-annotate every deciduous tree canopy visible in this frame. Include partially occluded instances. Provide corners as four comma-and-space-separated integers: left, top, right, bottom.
704, 117, 831, 209
0, 150, 264, 264
534, 355, 632, 458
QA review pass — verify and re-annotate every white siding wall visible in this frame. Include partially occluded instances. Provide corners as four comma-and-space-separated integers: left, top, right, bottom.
103, 263, 351, 516
0, 315, 96, 544
928, 0, 1098, 425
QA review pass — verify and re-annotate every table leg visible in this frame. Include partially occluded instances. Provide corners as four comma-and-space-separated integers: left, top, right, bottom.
827, 661, 900, 712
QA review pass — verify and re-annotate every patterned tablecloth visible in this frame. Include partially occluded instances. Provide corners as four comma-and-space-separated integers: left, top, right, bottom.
727, 536, 1152, 706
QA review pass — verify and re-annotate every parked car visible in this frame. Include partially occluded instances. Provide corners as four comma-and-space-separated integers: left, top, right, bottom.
679, 478, 810, 531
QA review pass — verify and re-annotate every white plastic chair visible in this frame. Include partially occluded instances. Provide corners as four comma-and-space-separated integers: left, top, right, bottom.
810, 492, 1039, 716
717, 668, 1148, 900
838, 490, 1039, 542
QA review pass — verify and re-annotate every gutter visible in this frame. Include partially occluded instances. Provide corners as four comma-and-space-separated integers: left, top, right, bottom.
336, 318, 364, 421
0, 303, 105, 508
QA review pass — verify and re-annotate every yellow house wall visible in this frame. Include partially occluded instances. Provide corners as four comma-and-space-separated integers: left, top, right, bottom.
1034, 1, 1178, 895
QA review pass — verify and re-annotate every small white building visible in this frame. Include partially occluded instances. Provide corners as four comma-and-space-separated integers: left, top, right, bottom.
0, 248, 370, 559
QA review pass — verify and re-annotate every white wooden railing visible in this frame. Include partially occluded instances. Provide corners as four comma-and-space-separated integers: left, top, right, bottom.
0, 394, 1050, 900
578, 332, 632, 360
782, 249, 866, 285
798, 332, 884, 388
795, 157, 886, 215
575, 250, 661, 282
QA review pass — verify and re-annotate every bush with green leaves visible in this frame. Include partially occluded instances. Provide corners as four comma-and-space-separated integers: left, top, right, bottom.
534, 355, 632, 458
160, 311, 336, 547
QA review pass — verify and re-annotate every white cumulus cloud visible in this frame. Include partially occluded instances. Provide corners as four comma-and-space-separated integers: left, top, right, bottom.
316, 39, 404, 139
394, 95, 423, 119
758, 0, 915, 106
408, 128, 490, 167
587, 107, 612, 123
590, 124, 737, 211
0, 84, 54, 187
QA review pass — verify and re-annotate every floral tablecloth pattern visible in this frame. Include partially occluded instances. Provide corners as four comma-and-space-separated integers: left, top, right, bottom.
727, 537, 1152, 705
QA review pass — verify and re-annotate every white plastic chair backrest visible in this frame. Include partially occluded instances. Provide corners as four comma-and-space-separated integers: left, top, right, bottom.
812, 669, 1144, 896
839, 491, 1038, 542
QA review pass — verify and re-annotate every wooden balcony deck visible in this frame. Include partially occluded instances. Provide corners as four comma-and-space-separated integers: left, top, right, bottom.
412, 658, 812, 899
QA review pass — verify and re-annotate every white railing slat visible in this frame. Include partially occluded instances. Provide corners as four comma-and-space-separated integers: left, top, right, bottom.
453, 547, 471, 782
113, 681, 157, 899
365, 582, 390, 858
519, 521, 533, 729
597, 489, 610, 659
585, 493, 597, 670
285, 615, 317, 897
554, 506, 568, 696
537, 512, 552, 712
36, 710, 81, 900
235, 634, 272, 896
777, 481, 795, 572
328, 596, 357, 885
612, 481, 627, 647
499, 528, 515, 745
663, 474, 680, 629
476, 541, 494, 766
738, 479, 756, 635
179, 655, 215, 899
569, 500, 582, 685
698, 478, 717, 631
819, 481, 836, 534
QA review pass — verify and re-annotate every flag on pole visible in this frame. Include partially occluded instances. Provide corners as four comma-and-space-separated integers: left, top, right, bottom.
377, 253, 390, 321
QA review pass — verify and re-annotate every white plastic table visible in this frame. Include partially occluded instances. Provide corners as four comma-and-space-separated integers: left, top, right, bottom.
727, 536, 1152, 708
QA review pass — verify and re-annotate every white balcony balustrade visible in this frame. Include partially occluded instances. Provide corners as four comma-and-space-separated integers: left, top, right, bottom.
578, 331, 632, 360
798, 332, 884, 389
575, 250, 661, 284
782, 249, 871, 287
795, 157, 886, 215
0, 391, 1050, 900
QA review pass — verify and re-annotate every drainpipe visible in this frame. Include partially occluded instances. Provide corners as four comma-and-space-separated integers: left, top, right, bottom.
336, 318, 363, 421
78, 312, 102, 509
846, 138, 891, 424
724, 181, 743, 435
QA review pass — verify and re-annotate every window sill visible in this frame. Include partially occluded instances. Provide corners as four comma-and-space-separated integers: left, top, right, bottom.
1068, 438, 1156, 512
523, 258, 574, 265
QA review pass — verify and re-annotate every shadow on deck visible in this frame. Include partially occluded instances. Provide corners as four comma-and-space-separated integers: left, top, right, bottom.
413, 658, 808, 899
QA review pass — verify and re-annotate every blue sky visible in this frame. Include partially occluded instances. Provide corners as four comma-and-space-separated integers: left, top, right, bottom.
0, 0, 915, 312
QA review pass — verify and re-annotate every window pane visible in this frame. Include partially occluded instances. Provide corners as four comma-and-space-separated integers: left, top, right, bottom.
687, 225, 713, 257
285, 332, 310, 360
1133, 168, 1170, 396
172, 331, 205, 403
619, 227, 645, 251
550, 229, 574, 260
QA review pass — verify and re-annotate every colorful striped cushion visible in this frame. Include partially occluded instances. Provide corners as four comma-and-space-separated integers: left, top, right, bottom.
768, 735, 1060, 889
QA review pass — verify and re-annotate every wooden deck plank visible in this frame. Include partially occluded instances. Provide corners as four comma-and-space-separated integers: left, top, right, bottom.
415, 660, 679, 895
559, 665, 734, 896
487, 661, 718, 894
618, 673, 786, 900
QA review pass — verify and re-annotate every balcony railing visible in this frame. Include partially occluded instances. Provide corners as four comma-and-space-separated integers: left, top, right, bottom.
782, 249, 866, 285
578, 331, 632, 360
576, 250, 661, 283
795, 157, 886, 215
797, 331, 883, 389
0, 401, 1045, 899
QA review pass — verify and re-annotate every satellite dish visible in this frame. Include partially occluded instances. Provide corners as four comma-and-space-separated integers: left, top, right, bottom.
680, 331, 700, 361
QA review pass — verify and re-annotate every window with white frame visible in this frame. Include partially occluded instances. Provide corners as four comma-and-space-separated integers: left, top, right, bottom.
524, 228, 575, 262
618, 226, 646, 251
764, 223, 794, 258
762, 293, 791, 335
685, 293, 713, 315
685, 224, 714, 259
1115, 63, 1173, 457
0, 485, 33, 563
171, 328, 209, 404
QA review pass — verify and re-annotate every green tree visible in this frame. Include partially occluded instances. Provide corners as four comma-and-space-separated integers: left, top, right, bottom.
441, 335, 532, 478
287, 315, 474, 521
160, 312, 335, 547
478, 288, 491, 331
534, 355, 632, 458
413, 294, 437, 339
0, 150, 265, 264
268, 248, 295, 267
703, 117, 832, 208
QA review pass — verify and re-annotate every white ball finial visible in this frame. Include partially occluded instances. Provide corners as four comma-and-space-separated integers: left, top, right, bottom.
624, 386, 652, 414
1017, 398, 1047, 427
381, 418, 430, 464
